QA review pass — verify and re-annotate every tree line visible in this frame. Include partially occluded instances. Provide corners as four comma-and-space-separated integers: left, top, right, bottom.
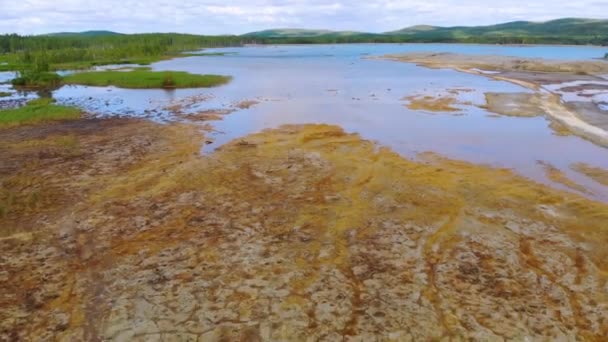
0, 33, 256, 70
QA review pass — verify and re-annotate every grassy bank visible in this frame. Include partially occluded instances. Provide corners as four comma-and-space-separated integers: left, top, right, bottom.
62, 70, 231, 89
0, 98, 81, 126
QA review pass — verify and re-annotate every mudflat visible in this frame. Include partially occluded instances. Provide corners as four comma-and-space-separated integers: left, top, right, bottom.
383, 52, 608, 147
2, 117, 608, 340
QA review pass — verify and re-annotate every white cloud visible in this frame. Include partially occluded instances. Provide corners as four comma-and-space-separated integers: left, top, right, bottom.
0, 0, 606, 34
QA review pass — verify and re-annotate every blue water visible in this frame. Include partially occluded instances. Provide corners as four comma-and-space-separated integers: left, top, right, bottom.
204, 43, 607, 60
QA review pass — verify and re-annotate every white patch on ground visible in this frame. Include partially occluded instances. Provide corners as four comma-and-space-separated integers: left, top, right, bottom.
470, 68, 501, 75
542, 80, 608, 103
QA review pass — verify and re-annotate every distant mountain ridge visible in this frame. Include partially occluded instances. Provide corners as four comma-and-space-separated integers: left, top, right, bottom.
45, 30, 122, 37
33, 18, 608, 46
242, 18, 608, 43
386, 18, 608, 37
242, 28, 363, 38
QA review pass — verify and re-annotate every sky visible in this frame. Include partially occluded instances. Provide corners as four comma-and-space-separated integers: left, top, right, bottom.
1, 0, 607, 35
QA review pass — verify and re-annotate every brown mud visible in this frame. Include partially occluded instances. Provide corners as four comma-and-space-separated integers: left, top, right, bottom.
2, 118, 608, 340
481, 92, 544, 117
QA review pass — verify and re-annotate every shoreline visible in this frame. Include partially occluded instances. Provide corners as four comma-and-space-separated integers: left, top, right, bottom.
381, 52, 608, 147
460, 67, 608, 147
243, 42, 608, 49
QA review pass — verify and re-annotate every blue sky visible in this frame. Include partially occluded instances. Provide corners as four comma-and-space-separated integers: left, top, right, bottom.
1, 0, 607, 35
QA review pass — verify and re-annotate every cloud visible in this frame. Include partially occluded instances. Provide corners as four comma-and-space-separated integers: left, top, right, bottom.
0, 0, 606, 35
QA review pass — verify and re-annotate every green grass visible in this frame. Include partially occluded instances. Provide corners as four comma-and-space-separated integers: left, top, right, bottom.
11, 72, 62, 90
51, 56, 171, 71
62, 70, 231, 89
0, 92, 11, 97
0, 63, 21, 72
0, 98, 81, 126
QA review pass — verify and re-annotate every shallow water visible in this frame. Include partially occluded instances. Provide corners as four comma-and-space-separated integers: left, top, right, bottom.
0, 71, 38, 107
20, 44, 608, 200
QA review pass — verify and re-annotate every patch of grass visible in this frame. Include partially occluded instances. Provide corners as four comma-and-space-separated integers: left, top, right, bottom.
0, 57, 24, 72
0, 98, 81, 126
0, 63, 19, 72
63, 70, 231, 89
51, 57, 169, 71
11, 72, 62, 90
0, 92, 11, 97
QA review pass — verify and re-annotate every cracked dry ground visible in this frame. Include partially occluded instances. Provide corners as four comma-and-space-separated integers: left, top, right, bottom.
1, 119, 608, 341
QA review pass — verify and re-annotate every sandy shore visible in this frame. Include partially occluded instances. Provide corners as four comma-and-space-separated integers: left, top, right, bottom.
2, 117, 608, 340
382, 52, 608, 147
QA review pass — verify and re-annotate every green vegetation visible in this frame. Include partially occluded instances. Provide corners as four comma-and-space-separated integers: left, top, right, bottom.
0, 92, 10, 97
9, 53, 62, 89
244, 18, 608, 46
0, 32, 245, 89
11, 72, 62, 89
0, 98, 81, 126
0, 33, 253, 73
62, 70, 231, 89
242, 29, 363, 38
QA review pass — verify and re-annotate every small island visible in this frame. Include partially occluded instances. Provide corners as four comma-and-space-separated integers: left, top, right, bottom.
62, 70, 231, 89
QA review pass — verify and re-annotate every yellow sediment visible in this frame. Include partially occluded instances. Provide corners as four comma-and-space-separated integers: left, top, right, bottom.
2, 121, 608, 340
403, 94, 465, 113
538, 161, 590, 194
572, 163, 608, 187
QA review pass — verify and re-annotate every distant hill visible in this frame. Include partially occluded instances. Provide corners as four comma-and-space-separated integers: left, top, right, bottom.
391, 25, 438, 34
242, 29, 364, 38
24, 18, 608, 46
241, 18, 608, 45
386, 18, 608, 38
45, 30, 122, 37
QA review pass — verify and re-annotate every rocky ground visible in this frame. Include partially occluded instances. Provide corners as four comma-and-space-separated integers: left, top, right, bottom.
1, 118, 608, 341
